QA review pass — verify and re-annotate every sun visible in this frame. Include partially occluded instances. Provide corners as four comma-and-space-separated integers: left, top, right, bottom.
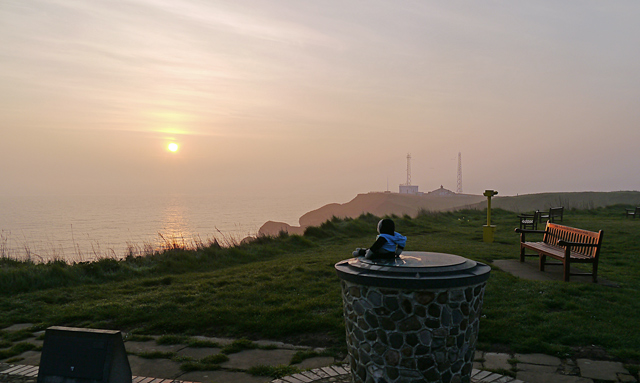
168, 143, 179, 152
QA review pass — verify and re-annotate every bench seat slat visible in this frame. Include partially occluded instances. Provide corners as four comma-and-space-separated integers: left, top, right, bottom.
522, 242, 593, 260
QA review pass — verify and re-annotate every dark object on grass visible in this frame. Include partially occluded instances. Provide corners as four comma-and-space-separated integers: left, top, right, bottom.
625, 207, 640, 218
538, 206, 564, 223
38, 326, 131, 383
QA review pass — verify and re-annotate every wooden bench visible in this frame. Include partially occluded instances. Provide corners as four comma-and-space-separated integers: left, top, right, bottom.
515, 222, 603, 282
625, 207, 640, 219
538, 206, 564, 223
517, 210, 539, 230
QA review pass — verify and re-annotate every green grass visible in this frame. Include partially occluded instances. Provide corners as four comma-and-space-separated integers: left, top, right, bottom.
125, 334, 154, 342
201, 354, 229, 364
220, 338, 277, 354
187, 338, 221, 348
247, 364, 301, 378
179, 361, 222, 372
0, 342, 36, 359
1, 206, 639, 364
290, 349, 334, 364
137, 351, 176, 359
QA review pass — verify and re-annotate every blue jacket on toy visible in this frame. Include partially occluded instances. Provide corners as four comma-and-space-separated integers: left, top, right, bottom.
353, 218, 407, 260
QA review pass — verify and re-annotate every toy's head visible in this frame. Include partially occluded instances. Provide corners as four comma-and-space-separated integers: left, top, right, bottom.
377, 219, 395, 235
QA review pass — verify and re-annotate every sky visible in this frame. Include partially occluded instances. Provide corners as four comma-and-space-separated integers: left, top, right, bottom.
2, 0, 640, 199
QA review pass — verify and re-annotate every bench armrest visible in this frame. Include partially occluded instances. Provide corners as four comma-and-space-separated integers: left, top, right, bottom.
557, 240, 599, 247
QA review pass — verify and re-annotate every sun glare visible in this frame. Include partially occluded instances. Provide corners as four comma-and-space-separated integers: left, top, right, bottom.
168, 143, 179, 152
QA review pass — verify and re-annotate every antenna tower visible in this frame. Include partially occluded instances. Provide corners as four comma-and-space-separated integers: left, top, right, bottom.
456, 152, 463, 194
406, 153, 412, 186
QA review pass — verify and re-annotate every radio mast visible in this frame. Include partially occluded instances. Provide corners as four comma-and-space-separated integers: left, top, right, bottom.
456, 152, 463, 194
406, 153, 412, 186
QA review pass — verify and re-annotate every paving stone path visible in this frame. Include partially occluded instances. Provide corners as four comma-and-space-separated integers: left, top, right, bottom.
1, 324, 638, 383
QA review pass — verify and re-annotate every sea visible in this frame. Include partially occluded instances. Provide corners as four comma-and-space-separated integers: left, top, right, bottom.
0, 193, 350, 263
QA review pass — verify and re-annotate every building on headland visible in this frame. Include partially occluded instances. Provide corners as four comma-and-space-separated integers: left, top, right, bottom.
396, 153, 459, 196
427, 185, 457, 196
399, 184, 420, 194
399, 185, 457, 196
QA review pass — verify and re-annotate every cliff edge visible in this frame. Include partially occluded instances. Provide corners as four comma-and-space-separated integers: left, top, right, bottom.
257, 190, 640, 237
258, 192, 485, 236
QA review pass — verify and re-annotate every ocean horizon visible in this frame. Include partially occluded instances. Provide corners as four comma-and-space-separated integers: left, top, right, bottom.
0, 192, 351, 263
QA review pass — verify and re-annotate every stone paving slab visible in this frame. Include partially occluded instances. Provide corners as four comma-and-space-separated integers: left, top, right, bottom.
221, 349, 297, 370
125, 341, 187, 355
0, 325, 35, 333
483, 352, 512, 371
175, 347, 222, 360
492, 260, 618, 286
577, 359, 629, 381
516, 363, 558, 374
514, 353, 561, 366
621, 374, 639, 382
127, 355, 183, 379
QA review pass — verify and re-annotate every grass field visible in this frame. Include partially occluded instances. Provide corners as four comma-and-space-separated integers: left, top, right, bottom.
1, 205, 639, 365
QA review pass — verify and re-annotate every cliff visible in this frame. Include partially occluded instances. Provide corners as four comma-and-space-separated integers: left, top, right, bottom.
258, 192, 485, 236
257, 190, 640, 237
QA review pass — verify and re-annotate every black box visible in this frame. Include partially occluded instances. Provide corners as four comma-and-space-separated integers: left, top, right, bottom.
37, 326, 131, 383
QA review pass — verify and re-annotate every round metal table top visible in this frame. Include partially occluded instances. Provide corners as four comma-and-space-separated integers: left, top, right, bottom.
359, 252, 467, 268
335, 251, 491, 289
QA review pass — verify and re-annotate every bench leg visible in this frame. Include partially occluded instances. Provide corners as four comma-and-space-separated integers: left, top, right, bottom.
520, 245, 525, 262
539, 254, 546, 271
563, 259, 570, 282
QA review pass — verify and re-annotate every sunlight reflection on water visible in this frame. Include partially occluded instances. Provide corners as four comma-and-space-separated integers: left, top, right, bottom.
0, 193, 347, 262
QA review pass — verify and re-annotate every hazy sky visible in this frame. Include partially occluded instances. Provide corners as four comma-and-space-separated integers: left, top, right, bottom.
2, 1, 639, 198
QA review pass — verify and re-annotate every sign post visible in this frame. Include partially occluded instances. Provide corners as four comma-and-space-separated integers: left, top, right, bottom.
483, 189, 498, 242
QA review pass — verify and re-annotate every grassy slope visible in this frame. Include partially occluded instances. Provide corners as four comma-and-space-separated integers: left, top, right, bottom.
1, 207, 639, 362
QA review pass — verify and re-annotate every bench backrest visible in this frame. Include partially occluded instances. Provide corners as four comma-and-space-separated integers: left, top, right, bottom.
549, 207, 564, 220
518, 211, 539, 229
542, 223, 603, 259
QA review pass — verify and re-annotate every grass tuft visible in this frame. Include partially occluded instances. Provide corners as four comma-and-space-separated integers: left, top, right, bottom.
290, 349, 333, 364
0, 342, 36, 359
125, 334, 154, 342
200, 354, 229, 364
156, 335, 188, 345
187, 338, 221, 348
221, 338, 257, 354
137, 351, 175, 359
179, 361, 222, 372
247, 364, 301, 378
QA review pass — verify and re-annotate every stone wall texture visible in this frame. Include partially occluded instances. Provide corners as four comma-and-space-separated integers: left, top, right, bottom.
340, 280, 487, 383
